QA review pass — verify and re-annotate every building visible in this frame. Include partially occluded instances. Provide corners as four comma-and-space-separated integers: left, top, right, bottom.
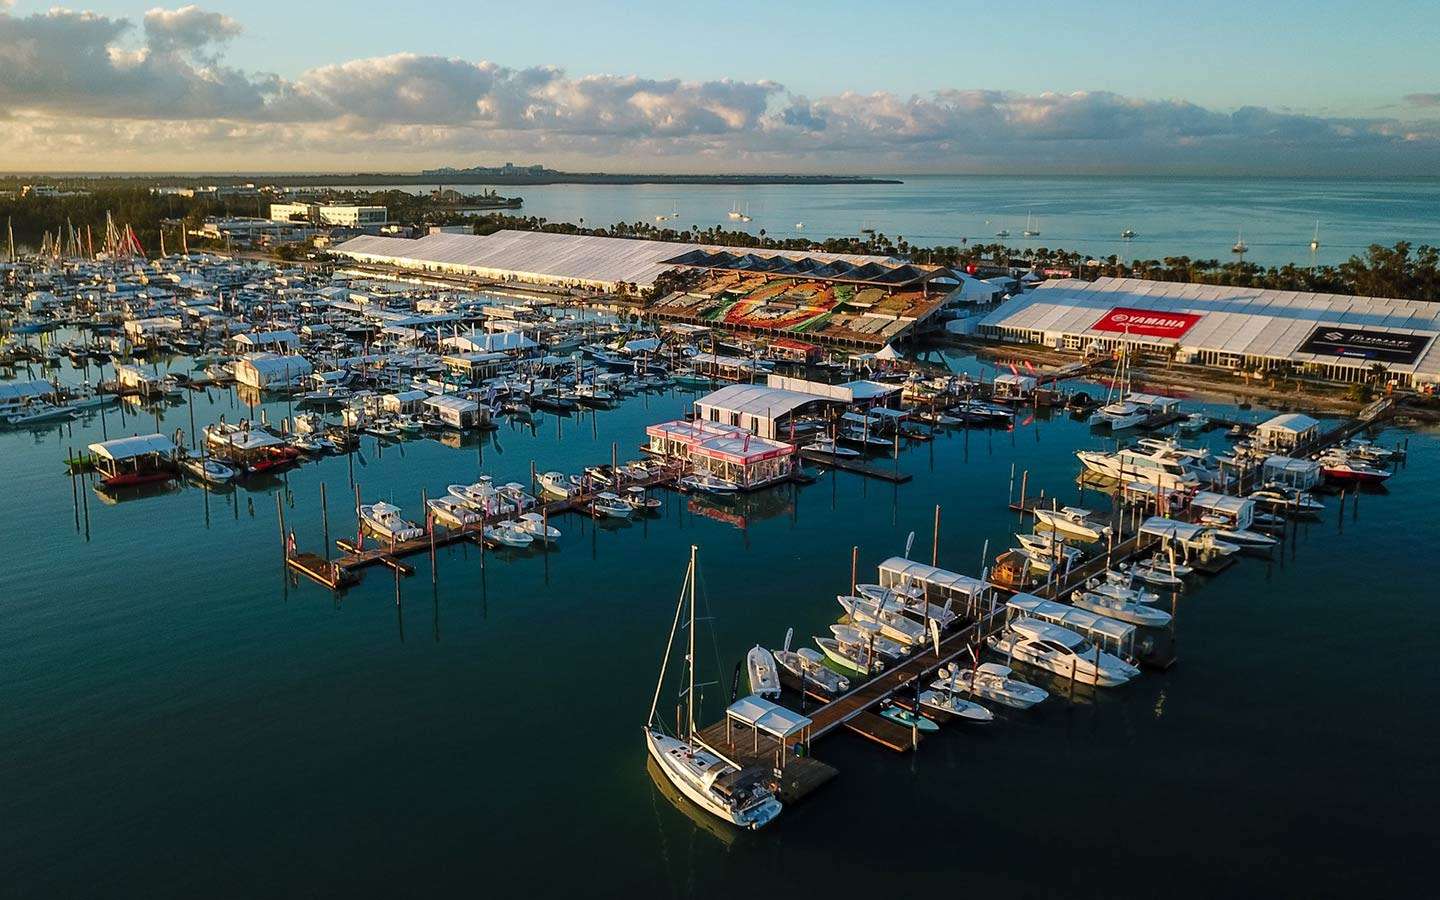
271, 203, 388, 227
979, 276, 1440, 387
233, 353, 313, 389
644, 419, 795, 489
424, 394, 486, 429
1254, 413, 1320, 452
693, 383, 835, 441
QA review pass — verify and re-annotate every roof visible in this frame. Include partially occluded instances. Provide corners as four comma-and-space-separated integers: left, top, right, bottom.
725, 695, 812, 739
88, 433, 177, 460
1007, 595, 1135, 642
424, 394, 478, 412
877, 557, 992, 598
695, 383, 825, 420
1191, 491, 1253, 515
1139, 516, 1209, 542
0, 380, 54, 402
237, 353, 313, 376
665, 248, 952, 288
1258, 413, 1319, 434
980, 276, 1440, 377
333, 230, 891, 289
1008, 616, 1087, 646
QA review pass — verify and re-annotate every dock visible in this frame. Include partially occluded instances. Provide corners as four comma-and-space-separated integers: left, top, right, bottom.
800, 449, 912, 483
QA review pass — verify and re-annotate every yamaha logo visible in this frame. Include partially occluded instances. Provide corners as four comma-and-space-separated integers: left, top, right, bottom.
1112, 313, 1130, 324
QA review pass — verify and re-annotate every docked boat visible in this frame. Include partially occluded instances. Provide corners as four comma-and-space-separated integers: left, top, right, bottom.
1317, 451, 1391, 485
938, 663, 1048, 709
814, 636, 884, 676
879, 702, 940, 732
1076, 445, 1207, 491
537, 471, 578, 500
1124, 557, 1186, 589
986, 617, 1139, 687
917, 681, 994, 723
484, 522, 535, 547
1032, 506, 1109, 543
830, 624, 908, 660
775, 646, 849, 694
837, 595, 927, 646
1248, 484, 1324, 517
181, 457, 235, 485
360, 501, 425, 542
746, 645, 781, 697
1071, 590, 1174, 628
807, 436, 860, 457
426, 496, 482, 529
854, 583, 959, 628
1015, 532, 1084, 574
678, 473, 738, 494
1177, 413, 1209, 433
645, 547, 783, 831
449, 480, 497, 512
516, 512, 561, 542
624, 485, 663, 512
591, 492, 633, 519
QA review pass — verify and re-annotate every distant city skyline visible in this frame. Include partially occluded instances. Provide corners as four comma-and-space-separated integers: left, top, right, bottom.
2, 0, 1439, 175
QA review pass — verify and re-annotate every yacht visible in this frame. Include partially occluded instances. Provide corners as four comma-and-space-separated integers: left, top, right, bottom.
359, 502, 425, 542
937, 663, 1048, 709
1310, 221, 1321, 251
1121, 228, 1136, 240
1075, 445, 1207, 491
1022, 211, 1040, 237
645, 547, 783, 830
1071, 589, 1173, 628
986, 617, 1140, 687
1232, 229, 1248, 253
1317, 450, 1391, 485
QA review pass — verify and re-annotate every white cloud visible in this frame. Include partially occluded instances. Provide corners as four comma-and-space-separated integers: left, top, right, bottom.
0, 4, 1437, 173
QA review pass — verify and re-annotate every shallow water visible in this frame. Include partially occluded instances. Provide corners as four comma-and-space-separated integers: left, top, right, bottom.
2, 349, 1435, 897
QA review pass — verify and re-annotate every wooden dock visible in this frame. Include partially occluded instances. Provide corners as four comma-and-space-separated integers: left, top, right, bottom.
800, 449, 912, 483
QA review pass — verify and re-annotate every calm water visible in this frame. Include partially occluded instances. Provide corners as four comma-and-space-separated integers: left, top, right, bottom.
3, 349, 1437, 897
343, 175, 1440, 268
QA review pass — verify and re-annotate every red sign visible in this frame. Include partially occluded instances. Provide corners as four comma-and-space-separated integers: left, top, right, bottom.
1092, 307, 1201, 340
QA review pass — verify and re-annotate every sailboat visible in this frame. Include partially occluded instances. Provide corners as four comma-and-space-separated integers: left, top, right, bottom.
1231, 229, 1248, 254
644, 547, 783, 830
1023, 211, 1040, 237
727, 203, 745, 221
1309, 221, 1321, 251
1121, 227, 1136, 240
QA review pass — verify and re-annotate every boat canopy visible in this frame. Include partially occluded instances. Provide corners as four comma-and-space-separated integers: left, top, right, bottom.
1007, 594, 1135, 647
725, 695, 812, 739
0, 380, 55, 402
878, 557, 993, 603
1192, 492, 1253, 517
1140, 516, 1208, 543
88, 433, 177, 461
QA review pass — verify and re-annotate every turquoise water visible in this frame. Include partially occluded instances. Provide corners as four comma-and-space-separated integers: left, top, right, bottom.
346, 175, 1440, 268
3, 350, 1437, 897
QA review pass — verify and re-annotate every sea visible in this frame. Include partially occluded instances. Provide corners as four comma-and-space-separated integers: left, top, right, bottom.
3, 346, 1436, 897
329, 175, 1440, 269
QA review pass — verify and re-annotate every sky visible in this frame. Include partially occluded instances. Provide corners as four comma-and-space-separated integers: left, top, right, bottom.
1, 0, 1438, 175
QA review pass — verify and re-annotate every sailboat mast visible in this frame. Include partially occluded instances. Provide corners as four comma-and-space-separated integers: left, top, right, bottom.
686, 544, 697, 740
647, 552, 692, 726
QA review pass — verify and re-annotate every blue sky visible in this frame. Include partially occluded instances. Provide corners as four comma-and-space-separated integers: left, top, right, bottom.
2, 0, 1438, 173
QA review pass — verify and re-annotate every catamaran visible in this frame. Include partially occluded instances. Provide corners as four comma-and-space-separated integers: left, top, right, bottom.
645, 547, 783, 830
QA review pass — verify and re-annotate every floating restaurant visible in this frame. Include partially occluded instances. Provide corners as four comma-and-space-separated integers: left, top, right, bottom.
644, 419, 795, 489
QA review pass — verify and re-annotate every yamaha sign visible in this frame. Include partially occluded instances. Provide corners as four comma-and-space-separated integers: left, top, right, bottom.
1091, 307, 1202, 340
1297, 326, 1433, 365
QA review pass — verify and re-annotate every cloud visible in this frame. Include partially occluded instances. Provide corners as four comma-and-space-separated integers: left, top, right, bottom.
0, 4, 1438, 173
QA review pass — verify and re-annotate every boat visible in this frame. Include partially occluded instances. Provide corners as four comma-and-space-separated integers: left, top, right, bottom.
1023, 211, 1040, 237
746, 645, 781, 698
1124, 558, 1186, 589
365, 421, 401, 440
854, 584, 959, 628
448, 480, 497, 512
1317, 451, 1390, 485
516, 512, 561, 542
537, 471, 578, 500
1248, 484, 1324, 517
775, 646, 849, 694
1121, 227, 1136, 240
181, 457, 235, 485
1032, 506, 1109, 543
1086, 570, 1162, 605
830, 624, 908, 661
645, 547, 783, 831
426, 496, 482, 529
837, 595, 927, 646
1177, 413, 1209, 433
1071, 590, 1174, 628
591, 491, 633, 519
937, 662, 1048, 710
624, 486, 663, 512
1015, 532, 1084, 574
814, 636, 883, 676
360, 501, 425, 542
1232, 229, 1248, 254
1310, 220, 1321, 251
484, 522, 535, 547
995, 227, 1011, 238
678, 473, 738, 495
879, 702, 940, 732
985, 617, 1139, 687
1197, 515, 1279, 549
806, 436, 860, 458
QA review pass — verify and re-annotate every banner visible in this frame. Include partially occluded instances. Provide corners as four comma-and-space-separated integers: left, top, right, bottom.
1297, 326, 1433, 365
1091, 307, 1202, 340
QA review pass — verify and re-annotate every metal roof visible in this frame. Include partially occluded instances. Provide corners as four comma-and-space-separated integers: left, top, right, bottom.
980, 276, 1440, 377
695, 383, 825, 419
88, 433, 177, 460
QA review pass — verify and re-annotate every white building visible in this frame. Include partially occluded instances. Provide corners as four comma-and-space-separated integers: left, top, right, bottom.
233, 353, 313, 389
271, 203, 388, 227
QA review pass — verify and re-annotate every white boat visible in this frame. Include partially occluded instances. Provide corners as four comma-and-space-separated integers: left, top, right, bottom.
1076, 446, 1206, 492
1088, 399, 1147, 430
516, 512, 561, 542
448, 481, 497, 512
814, 636, 883, 676
360, 502, 425, 542
1232, 229, 1248, 253
182, 457, 235, 485
775, 646, 849, 694
1248, 485, 1324, 517
837, 595, 927, 646
937, 662, 1048, 709
853, 583, 959, 628
679, 473, 738, 494
1086, 571, 1161, 605
537, 471, 578, 500
1178, 413, 1209, 433
830, 624, 908, 660
1032, 506, 1109, 543
1198, 516, 1279, 549
646, 547, 783, 830
1121, 227, 1136, 240
484, 522, 535, 547
1015, 532, 1083, 574
1124, 558, 1186, 589
426, 496, 481, 529
591, 491, 633, 519
985, 617, 1139, 687
1071, 590, 1173, 628
807, 436, 860, 458
6, 402, 78, 426
624, 485, 663, 511
917, 688, 993, 723
746, 645, 781, 697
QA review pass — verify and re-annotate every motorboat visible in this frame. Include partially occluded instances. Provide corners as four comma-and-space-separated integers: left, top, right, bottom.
516, 512, 561, 542
645, 547, 784, 830
1124, 558, 1186, 589
1317, 451, 1390, 485
1087, 571, 1161, 605
916, 686, 993, 723
678, 473, 738, 494
1015, 532, 1083, 574
1198, 515, 1279, 549
5, 402, 79, 426
624, 485, 663, 512
1032, 506, 1109, 543
360, 502, 425, 542
937, 663, 1047, 710
448, 481, 498, 512
484, 522, 535, 548
830, 624, 908, 660
837, 595, 927, 646
854, 584, 959, 628
1071, 590, 1174, 628
775, 646, 849, 694
365, 420, 401, 440
427, 496, 482, 529
746, 645, 781, 698
985, 617, 1139, 687
591, 492, 633, 519
181, 457, 235, 485
807, 436, 860, 458
814, 636, 884, 676
1248, 484, 1324, 517
1076, 446, 1206, 491
1088, 399, 1147, 431
1177, 413, 1209, 433
537, 471, 578, 500
879, 702, 940, 732
495, 482, 538, 511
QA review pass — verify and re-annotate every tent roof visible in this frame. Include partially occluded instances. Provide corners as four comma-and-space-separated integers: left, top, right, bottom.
88, 433, 176, 461
725, 695, 812, 738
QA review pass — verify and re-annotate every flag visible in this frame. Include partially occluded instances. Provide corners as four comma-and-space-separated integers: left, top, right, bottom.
1024, 360, 1036, 374
1008, 362, 1019, 377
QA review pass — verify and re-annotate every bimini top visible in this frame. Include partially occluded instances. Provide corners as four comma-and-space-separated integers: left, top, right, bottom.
1007, 594, 1135, 645
725, 695, 812, 739
88, 433, 177, 461
877, 557, 992, 600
